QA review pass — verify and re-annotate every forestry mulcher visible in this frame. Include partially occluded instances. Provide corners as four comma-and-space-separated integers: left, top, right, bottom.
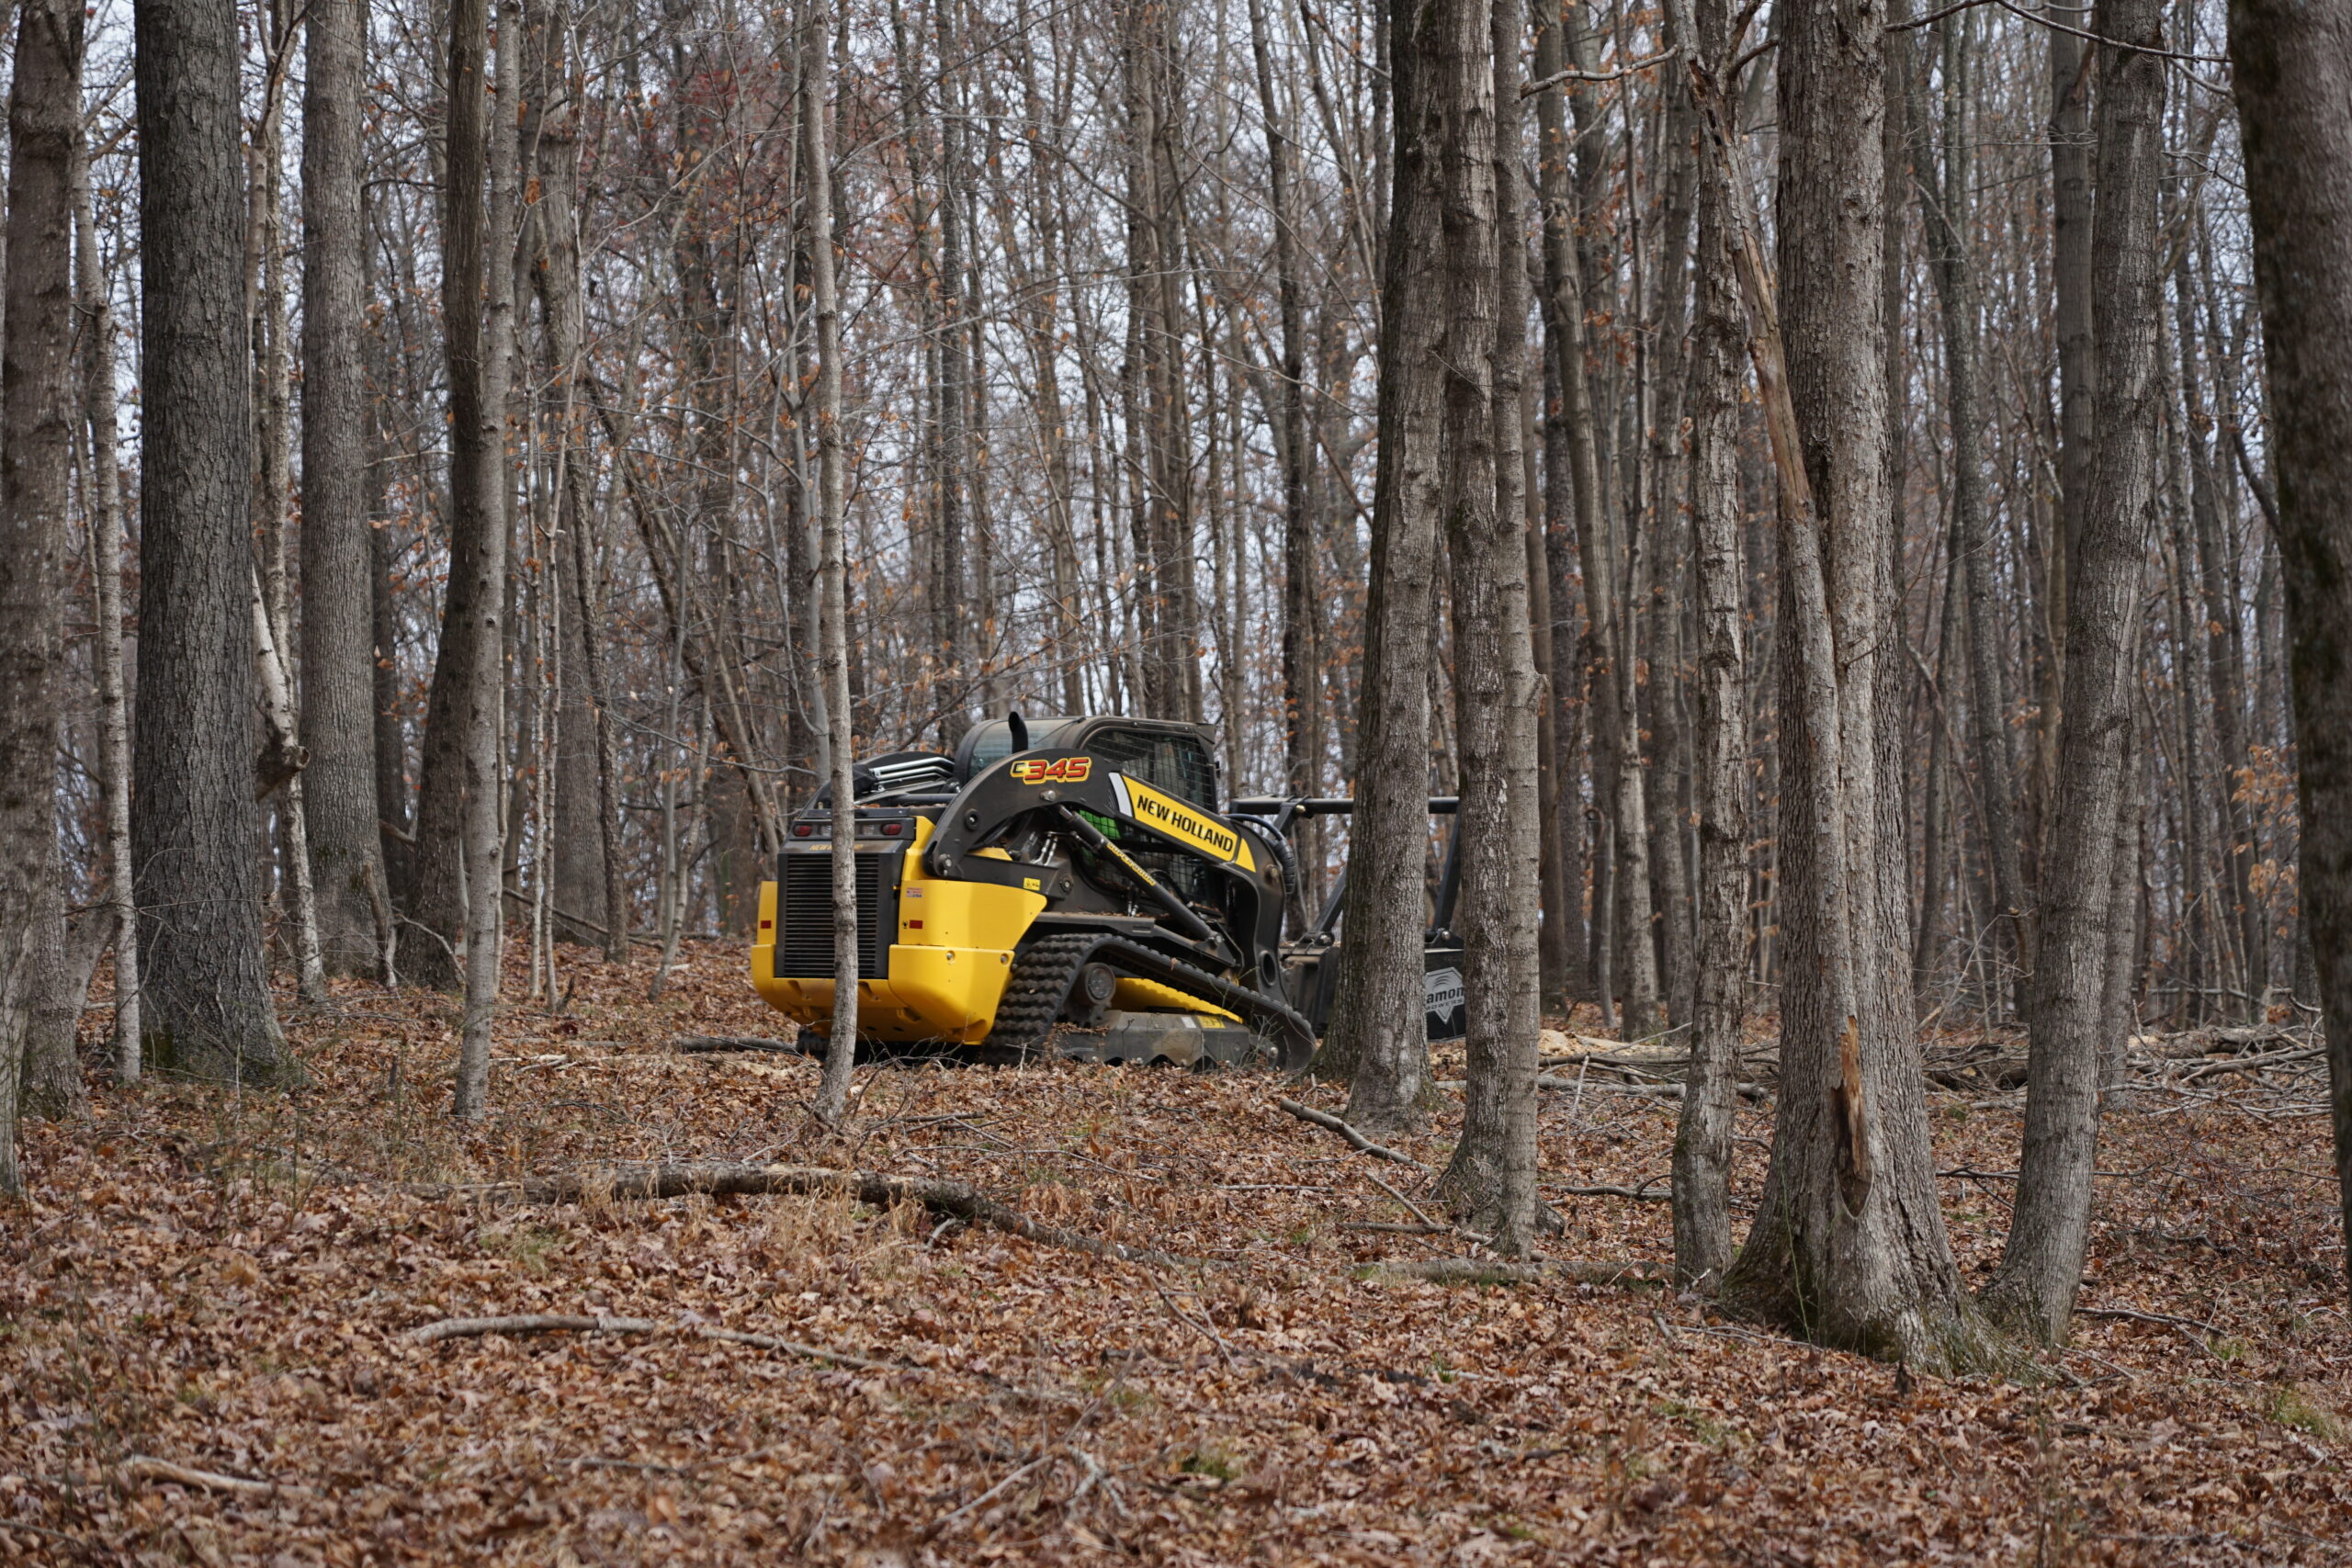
752, 714, 1470, 1070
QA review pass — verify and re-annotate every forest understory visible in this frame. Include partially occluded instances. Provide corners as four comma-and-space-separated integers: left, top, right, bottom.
1, 944, 2344, 1566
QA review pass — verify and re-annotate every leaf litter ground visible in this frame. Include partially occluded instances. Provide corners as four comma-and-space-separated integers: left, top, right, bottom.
2, 942, 2346, 1564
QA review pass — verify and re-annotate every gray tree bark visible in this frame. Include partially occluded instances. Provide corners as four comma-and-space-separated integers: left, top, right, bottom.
2226, 0, 2352, 1301
1914, 12, 2031, 1020
300, 0, 388, 978
1248, 0, 1318, 826
1531, 0, 1623, 1024
529, 26, 628, 965
443, 0, 517, 1117
1670, 0, 1748, 1294
1, 0, 87, 1169
74, 112, 139, 1078
2042, 11, 2094, 899
132, 0, 290, 1082
1984, 0, 2165, 1345
2175, 249, 2264, 1018
6, 0, 90, 1125
1433, 0, 1543, 1249
1317, 0, 1449, 1134
1713, 0, 1992, 1371
807, 0, 860, 1130
1531, 2, 1590, 1006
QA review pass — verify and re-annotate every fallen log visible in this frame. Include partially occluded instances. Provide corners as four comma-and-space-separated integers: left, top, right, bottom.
435, 1161, 1192, 1268
1274, 1099, 1430, 1169
2128, 1024, 2310, 1061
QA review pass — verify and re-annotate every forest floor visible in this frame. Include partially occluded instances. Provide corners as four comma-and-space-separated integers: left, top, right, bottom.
2, 942, 2347, 1565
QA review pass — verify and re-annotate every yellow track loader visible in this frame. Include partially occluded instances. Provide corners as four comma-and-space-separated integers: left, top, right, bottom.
752, 713, 1466, 1068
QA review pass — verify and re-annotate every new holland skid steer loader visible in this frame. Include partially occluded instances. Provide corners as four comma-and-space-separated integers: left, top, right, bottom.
751, 713, 1466, 1069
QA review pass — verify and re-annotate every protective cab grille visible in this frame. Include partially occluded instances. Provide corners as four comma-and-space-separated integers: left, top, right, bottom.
775, 850, 899, 980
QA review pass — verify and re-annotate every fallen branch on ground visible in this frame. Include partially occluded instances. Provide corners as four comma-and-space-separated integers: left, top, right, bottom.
2079, 1305, 2225, 1337
2170, 1044, 2324, 1080
1275, 1099, 1430, 1168
432, 1161, 1193, 1268
1359, 1258, 1666, 1287
122, 1456, 313, 1496
403, 1313, 903, 1369
2129, 1023, 2308, 1061
925, 1451, 1060, 1540
1551, 1181, 1672, 1201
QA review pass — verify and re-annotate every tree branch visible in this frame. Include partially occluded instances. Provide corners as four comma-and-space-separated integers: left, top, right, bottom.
1891, 0, 2229, 64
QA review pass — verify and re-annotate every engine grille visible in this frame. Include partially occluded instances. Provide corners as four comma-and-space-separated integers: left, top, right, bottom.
775, 850, 899, 980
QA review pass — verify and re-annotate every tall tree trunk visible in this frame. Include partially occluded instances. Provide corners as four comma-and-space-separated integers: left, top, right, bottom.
1318, 0, 1449, 1133
1671, 0, 1748, 1294
2048, 13, 2093, 654
934, 9, 973, 742
1642, 75, 1700, 1033
1434, 0, 1543, 1248
2174, 250, 2264, 1019
75, 111, 140, 1077
530, 23, 628, 964
403, 7, 509, 995
444, 0, 517, 1117
1915, 11, 2031, 1019
1539, 306, 1589, 1002
2226, 0, 2352, 1301
1913, 516, 1965, 997
1, 0, 86, 1168
132, 0, 290, 1081
807, 0, 860, 1130
1532, 0, 1611, 1017
2037, 6, 2093, 903
1527, 387, 1573, 1012
11, 0, 96, 1122
1249, 0, 1317, 816
300, 0, 388, 979
1121, 0, 1198, 723
1985, 0, 2165, 1344
1707, 0, 1990, 1371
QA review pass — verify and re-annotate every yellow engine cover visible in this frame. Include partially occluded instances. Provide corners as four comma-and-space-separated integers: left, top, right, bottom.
752, 818, 1046, 1045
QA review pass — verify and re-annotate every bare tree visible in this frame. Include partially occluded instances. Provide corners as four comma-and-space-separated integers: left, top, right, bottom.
1716, 0, 1991, 1371
2228, 0, 2352, 1297
808, 0, 860, 1130
1317, 0, 1449, 1134
75, 99, 139, 1080
1, 0, 90, 1178
301, 0, 390, 977
131, 0, 289, 1083
529, 10, 629, 967
1985, 0, 2165, 1345
443, 0, 520, 1118
1669, 0, 1747, 1293
1432, 0, 1544, 1249
1914, 9, 2031, 1019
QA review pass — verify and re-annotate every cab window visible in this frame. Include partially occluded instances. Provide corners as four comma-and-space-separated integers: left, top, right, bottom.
1089, 728, 1216, 808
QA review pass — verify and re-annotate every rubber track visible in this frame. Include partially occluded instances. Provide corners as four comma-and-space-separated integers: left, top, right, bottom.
980, 932, 1317, 1070
980, 933, 1103, 1061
